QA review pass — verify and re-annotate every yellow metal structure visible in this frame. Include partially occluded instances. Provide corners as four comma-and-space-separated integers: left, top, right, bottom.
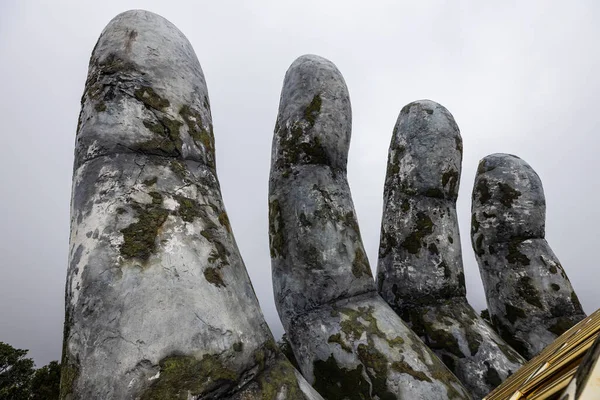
484, 309, 600, 400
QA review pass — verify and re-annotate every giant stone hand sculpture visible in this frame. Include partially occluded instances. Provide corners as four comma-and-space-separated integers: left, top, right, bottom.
61, 10, 322, 399
61, 8, 589, 400
268, 55, 471, 400
376, 101, 525, 399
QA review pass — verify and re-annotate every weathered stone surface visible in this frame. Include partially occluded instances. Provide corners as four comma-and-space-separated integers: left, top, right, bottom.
62, 10, 322, 400
270, 56, 471, 399
471, 154, 586, 360
377, 101, 524, 398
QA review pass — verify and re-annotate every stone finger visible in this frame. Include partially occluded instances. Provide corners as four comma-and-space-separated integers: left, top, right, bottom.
471, 153, 586, 359
62, 10, 322, 400
377, 100, 525, 398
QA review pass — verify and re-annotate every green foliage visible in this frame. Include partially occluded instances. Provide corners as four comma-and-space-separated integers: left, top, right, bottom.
0, 342, 35, 400
0, 342, 60, 400
30, 361, 60, 400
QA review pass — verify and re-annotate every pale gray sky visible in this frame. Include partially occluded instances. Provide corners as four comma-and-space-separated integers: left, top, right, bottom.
1, 1, 599, 366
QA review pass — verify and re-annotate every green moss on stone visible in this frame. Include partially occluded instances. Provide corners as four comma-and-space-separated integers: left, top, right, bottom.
401, 212, 434, 254
142, 176, 158, 186
218, 212, 231, 233
424, 188, 444, 199
507, 239, 531, 266
312, 355, 371, 400
256, 354, 303, 400
351, 247, 372, 278
471, 214, 480, 234
204, 267, 225, 287
233, 342, 243, 352
465, 328, 483, 356
497, 183, 521, 208
475, 179, 491, 204
140, 354, 236, 399
138, 116, 183, 157
134, 86, 170, 110
268, 199, 285, 259
548, 317, 573, 336
484, 361, 502, 387
492, 314, 530, 359
391, 360, 432, 382
179, 105, 215, 165
120, 192, 168, 261
95, 102, 107, 112
505, 303, 526, 323
516, 276, 542, 308
401, 199, 410, 212
173, 195, 202, 223
480, 309, 491, 324
328, 333, 352, 352
441, 169, 459, 195
303, 94, 322, 126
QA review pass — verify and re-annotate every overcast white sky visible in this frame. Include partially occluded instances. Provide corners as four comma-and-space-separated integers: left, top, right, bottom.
1, 1, 599, 366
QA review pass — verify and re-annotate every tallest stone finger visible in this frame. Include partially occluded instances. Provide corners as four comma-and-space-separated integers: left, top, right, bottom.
269, 55, 470, 400
63, 11, 321, 399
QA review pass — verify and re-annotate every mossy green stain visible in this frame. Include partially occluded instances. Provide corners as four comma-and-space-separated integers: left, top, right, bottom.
233, 342, 243, 352
173, 195, 202, 223
548, 317, 574, 336
328, 333, 352, 352
352, 247, 372, 278
474, 235, 485, 256
268, 199, 285, 259
505, 303, 526, 323
428, 243, 439, 255
439, 260, 451, 279
120, 192, 168, 262
484, 361, 502, 387
134, 86, 170, 110
142, 176, 158, 186
492, 315, 530, 359
303, 94, 322, 127
218, 212, 231, 233
507, 239, 531, 266
401, 199, 410, 212
497, 183, 521, 208
441, 169, 459, 195
356, 344, 396, 400
401, 212, 434, 254
179, 105, 215, 164
391, 360, 432, 382
471, 214, 480, 234
475, 179, 491, 204
480, 309, 491, 324
516, 276, 542, 308
465, 327, 483, 356
424, 188, 445, 199
94, 102, 107, 112
204, 267, 225, 287
140, 354, 236, 400
312, 355, 371, 400
256, 354, 304, 400
138, 116, 184, 157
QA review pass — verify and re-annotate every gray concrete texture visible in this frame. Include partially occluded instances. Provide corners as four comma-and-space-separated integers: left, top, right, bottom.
62, 10, 322, 400
269, 55, 471, 399
377, 101, 524, 398
471, 153, 586, 360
